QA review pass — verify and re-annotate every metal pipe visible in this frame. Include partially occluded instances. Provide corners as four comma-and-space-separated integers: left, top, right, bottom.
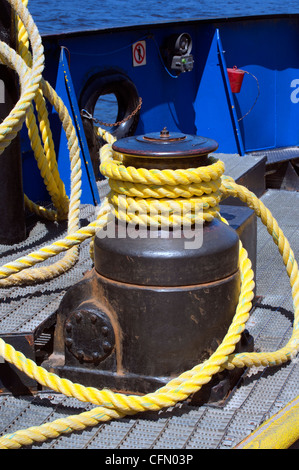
234, 395, 299, 449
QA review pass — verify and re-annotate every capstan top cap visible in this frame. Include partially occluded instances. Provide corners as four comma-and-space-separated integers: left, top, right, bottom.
112, 127, 219, 158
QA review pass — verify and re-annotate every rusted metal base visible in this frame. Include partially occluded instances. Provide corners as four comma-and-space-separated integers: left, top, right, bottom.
45, 264, 242, 393
53, 329, 253, 405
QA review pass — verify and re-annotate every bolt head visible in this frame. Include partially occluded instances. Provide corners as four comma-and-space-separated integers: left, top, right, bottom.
77, 349, 84, 360
75, 311, 83, 322
92, 351, 100, 361
103, 341, 112, 352
65, 338, 73, 348
101, 326, 109, 336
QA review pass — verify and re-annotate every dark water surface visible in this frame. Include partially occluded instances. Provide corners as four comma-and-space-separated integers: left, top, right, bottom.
28, 0, 299, 35
24, 0, 299, 129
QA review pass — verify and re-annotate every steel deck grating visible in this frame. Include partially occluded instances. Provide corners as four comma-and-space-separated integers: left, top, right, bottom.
0, 204, 97, 334
0, 187, 298, 449
248, 146, 299, 165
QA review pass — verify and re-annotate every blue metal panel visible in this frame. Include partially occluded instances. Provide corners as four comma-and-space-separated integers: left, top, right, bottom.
21, 137, 49, 203
216, 30, 245, 155
39, 15, 299, 158
21, 49, 100, 204
54, 48, 100, 205
194, 29, 244, 154
219, 16, 299, 151
276, 68, 299, 148
236, 65, 276, 152
53, 28, 199, 136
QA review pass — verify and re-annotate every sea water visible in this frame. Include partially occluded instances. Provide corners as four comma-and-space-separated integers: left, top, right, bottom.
26, 0, 299, 126
28, 0, 299, 35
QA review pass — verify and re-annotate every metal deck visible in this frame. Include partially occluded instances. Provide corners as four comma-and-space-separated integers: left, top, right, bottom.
248, 146, 299, 165
0, 155, 298, 449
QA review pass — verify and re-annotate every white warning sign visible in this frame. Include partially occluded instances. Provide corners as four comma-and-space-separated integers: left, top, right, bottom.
132, 41, 146, 67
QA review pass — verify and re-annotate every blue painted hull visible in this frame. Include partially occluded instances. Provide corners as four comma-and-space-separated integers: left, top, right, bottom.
21, 14, 299, 202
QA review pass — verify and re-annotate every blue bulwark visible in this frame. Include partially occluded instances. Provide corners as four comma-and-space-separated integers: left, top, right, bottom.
194, 29, 245, 155
54, 47, 100, 205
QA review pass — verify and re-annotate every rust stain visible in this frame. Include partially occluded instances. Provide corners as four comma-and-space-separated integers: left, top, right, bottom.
25, 334, 34, 347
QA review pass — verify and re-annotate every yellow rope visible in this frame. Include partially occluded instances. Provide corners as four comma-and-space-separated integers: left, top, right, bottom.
16, 0, 69, 219
0, 0, 83, 286
0, 0, 298, 449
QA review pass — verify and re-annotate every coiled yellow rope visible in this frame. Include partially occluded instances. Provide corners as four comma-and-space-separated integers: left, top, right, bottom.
0, 0, 298, 449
